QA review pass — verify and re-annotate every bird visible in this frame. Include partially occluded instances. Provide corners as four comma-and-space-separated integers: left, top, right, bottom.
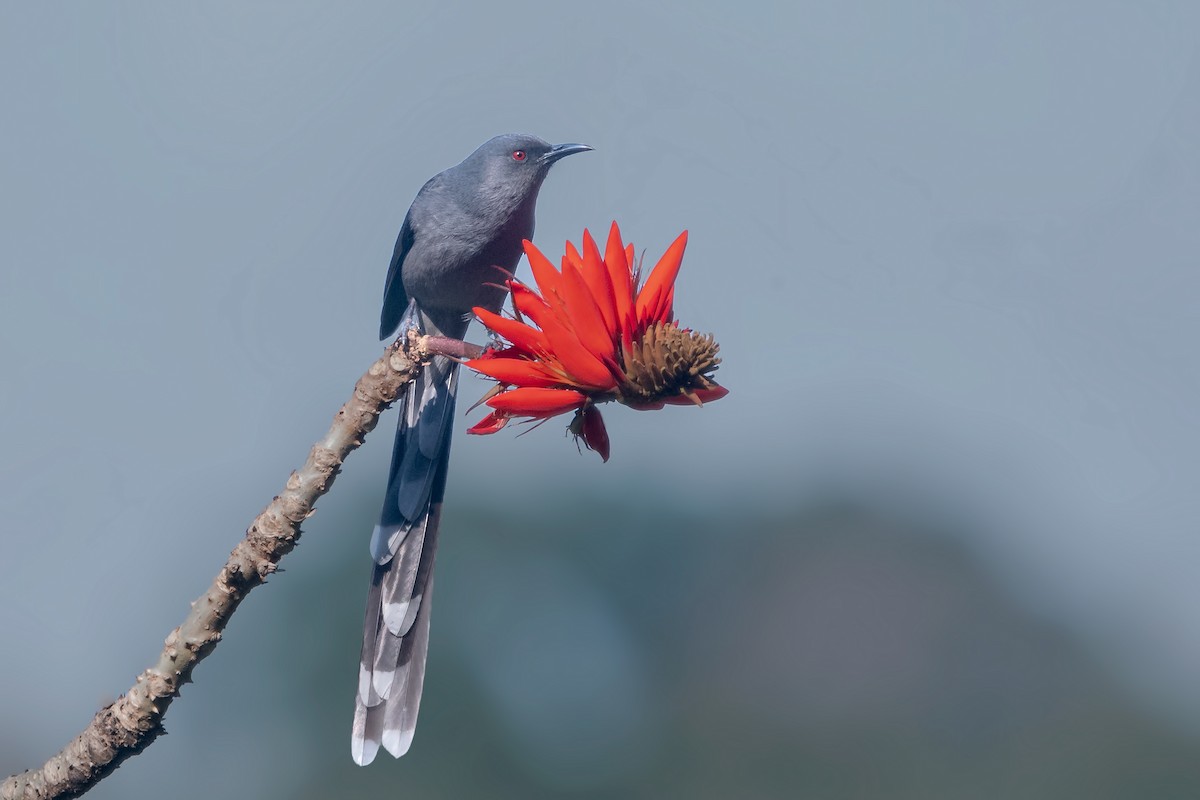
351, 134, 592, 765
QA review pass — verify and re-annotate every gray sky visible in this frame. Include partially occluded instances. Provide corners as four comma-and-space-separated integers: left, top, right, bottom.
2, 0, 1199, 789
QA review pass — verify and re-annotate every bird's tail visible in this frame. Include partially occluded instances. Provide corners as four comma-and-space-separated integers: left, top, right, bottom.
352, 302, 466, 765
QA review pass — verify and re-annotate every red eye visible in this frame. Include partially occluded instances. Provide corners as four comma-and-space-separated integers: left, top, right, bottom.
512, 150, 527, 161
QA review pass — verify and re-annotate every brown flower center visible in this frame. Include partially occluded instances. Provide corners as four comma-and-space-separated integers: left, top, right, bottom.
617, 322, 722, 405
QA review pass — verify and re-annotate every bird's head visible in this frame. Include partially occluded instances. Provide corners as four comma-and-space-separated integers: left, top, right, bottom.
462, 133, 592, 201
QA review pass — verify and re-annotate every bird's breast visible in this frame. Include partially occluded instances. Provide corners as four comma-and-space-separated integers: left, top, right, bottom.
402, 212, 531, 319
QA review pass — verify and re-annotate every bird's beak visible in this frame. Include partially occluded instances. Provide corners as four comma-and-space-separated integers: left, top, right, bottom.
542, 143, 593, 164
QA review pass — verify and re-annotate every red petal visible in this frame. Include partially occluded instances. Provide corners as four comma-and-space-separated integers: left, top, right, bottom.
663, 385, 730, 405
579, 405, 610, 462
466, 411, 509, 435
538, 310, 618, 390
523, 239, 562, 301
605, 222, 635, 337
473, 306, 546, 353
635, 230, 687, 323
659, 285, 676, 324
564, 239, 583, 271
636, 284, 665, 331
580, 230, 618, 333
464, 356, 561, 388
561, 260, 616, 362
487, 387, 588, 415
510, 282, 553, 332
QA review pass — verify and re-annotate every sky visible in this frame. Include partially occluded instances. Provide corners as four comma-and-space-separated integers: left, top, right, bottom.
2, 2, 1199, 796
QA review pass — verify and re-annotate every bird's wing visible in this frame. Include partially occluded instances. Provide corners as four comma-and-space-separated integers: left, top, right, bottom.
379, 210, 415, 340
353, 302, 464, 764
381, 173, 450, 340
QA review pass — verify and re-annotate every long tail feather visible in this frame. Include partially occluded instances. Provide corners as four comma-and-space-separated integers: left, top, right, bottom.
353, 303, 464, 765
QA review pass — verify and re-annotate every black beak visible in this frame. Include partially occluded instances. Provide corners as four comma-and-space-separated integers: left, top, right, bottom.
542, 142, 593, 164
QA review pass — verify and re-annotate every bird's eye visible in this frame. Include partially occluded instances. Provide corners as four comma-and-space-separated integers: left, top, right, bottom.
512, 150, 527, 161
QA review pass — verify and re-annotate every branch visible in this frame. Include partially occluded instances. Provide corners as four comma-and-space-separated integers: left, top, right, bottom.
2, 331, 462, 800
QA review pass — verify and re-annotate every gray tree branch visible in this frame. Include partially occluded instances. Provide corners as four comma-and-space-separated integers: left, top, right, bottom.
1, 332, 470, 800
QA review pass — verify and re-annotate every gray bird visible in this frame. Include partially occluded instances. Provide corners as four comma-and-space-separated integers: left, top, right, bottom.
352, 133, 592, 765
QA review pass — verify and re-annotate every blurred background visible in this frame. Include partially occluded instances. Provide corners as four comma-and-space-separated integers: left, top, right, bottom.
2, 3, 1199, 798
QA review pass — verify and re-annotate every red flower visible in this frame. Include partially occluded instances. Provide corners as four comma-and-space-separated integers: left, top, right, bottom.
465, 223, 728, 461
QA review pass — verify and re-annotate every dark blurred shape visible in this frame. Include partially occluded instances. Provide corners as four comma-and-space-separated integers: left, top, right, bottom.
165, 490, 1199, 800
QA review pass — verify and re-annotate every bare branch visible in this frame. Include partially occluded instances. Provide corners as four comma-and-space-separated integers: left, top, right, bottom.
2, 331, 465, 800
421, 334, 484, 360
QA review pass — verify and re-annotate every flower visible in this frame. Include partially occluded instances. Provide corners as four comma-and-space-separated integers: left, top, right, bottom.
464, 222, 728, 461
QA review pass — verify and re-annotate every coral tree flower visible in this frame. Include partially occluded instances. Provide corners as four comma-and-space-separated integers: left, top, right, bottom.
465, 222, 728, 461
